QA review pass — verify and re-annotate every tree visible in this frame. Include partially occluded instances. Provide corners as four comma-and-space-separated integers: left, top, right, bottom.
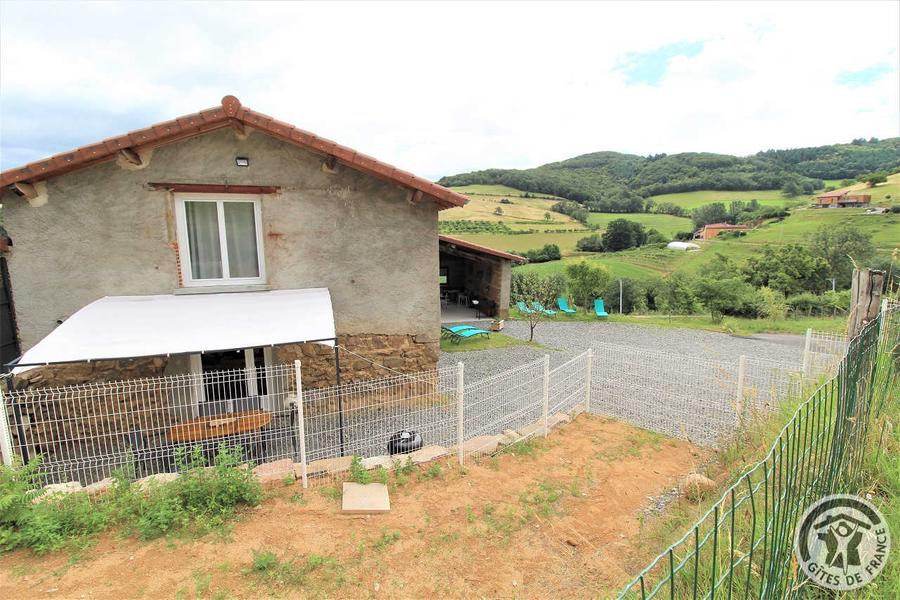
741, 244, 830, 296
510, 271, 566, 340
781, 180, 802, 197
544, 212, 552, 221
575, 233, 604, 252
601, 219, 646, 251
808, 224, 876, 289
494, 207, 504, 216
565, 261, 610, 312
691, 203, 729, 229
692, 254, 756, 322
859, 171, 887, 187
657, 272, 698, 315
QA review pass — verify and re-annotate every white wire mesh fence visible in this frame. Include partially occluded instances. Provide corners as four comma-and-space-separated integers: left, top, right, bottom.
0, 363, 296, 485
1, 329, 849, 487
0, 352, 594, 487
803, 328, 849, 376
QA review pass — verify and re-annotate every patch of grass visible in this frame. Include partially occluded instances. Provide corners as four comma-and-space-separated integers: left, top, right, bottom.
498, 435, 545, 457
586, 212, 693, 238
440, 332, 539, 353
289, 493, 306, 505
646, 188, 800, 210
245, 549, 345, 590
192, 570, 213, 597
318, 485, 341, 502
519, 481, 566, 518
372, 529, 401, 552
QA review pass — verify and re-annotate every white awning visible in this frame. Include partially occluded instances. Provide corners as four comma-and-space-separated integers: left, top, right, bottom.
13, 288, 335, 370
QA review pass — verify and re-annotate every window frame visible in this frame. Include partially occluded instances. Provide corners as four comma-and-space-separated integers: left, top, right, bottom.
174, 193, 266, 287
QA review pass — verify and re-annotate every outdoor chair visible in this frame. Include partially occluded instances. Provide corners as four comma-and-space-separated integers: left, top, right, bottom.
443, 327, 491, 343
442, 325, 479, 338
557, 297, 578, 314
516, 300, 536, 315
594, 298, 609, 318
530, 301, 557, 317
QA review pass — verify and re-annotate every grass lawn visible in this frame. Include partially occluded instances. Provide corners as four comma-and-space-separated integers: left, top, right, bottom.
646, 189, 811, 210
744, 208, 899, 252
585, 212, 693, 237
439, 331, 537, 352
507, 307, 847, 335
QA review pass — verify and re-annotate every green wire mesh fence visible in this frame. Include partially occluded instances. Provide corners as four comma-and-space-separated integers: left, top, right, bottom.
619, 306, 898, 599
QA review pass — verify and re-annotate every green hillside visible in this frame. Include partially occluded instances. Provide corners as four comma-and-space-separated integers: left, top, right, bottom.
438, 138, 900, 211
646, 189, 803, 210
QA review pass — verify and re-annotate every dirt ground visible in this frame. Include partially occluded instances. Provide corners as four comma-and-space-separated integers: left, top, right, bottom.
0, 414, 710, 599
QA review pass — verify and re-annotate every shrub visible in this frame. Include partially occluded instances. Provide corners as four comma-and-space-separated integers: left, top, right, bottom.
565, 262, 610, 311
515, 244, 562, 263
674, 231, 695, 241
575, 233, 604, 252
756, 287, 788, 320
0, 445, 262, 554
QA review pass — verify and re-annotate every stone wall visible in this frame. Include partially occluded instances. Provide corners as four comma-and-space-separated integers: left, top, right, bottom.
275, 333, 440, 388
4, 357, 172, 466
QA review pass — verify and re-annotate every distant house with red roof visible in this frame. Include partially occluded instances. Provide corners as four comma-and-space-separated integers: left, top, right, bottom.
814, 190, 871, 208
695, 223, 749, 240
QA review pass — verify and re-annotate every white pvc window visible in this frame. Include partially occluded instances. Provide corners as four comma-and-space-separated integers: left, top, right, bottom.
175, 194, 265, 286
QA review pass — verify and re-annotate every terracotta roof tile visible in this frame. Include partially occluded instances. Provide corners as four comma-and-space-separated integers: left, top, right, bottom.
0, 95, 466, 209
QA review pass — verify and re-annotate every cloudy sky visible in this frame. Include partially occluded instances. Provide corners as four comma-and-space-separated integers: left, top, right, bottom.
1, 1, 898, 180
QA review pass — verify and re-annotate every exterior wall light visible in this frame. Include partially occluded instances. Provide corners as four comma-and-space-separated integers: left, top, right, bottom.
235, 157, 250, 167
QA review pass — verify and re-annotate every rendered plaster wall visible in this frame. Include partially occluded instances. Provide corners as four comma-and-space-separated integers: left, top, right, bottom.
1, 128, 441, 354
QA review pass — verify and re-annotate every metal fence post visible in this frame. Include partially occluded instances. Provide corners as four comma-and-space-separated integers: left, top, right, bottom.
0, 383, 13, 467
802, 328, 812, 378
542, 355, 550, 437
584, 348, 593, 414
293, 360, 308, 489
735, 355, 746, 426
456, 361, 465, 466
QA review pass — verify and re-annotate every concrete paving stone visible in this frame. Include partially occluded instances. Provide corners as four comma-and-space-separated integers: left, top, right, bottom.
342, 482, 390, 513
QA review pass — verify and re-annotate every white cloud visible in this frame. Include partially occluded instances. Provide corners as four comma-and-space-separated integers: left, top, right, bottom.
1, 0, 897, 179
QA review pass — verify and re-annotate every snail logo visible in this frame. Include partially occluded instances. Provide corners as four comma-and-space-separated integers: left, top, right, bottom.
794, 494, 890, 591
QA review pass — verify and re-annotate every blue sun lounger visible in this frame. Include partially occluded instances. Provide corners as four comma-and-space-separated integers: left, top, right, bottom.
516, 300, 536, 315
441, 325, 478, 338
556, 298, 577, 314
594, 298, 609, 318
441, 325, 491, 343
531, 301, 557, 317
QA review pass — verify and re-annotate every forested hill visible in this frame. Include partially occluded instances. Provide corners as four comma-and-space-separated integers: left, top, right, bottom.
437, 138, 900, 211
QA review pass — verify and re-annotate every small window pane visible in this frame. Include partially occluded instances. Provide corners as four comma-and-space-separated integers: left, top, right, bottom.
185, 201, 222, 279
223, 202, 260, 278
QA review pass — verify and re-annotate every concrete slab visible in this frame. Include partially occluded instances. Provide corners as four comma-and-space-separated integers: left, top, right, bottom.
307, 455, 354, 476
408, 445, 449, 464
548, 412, 570, 428
342, 482, 390, 513
461, 435, 503, 455
253, 458, 295, 483
517, 421, 544, 438
362, 455, 394, 470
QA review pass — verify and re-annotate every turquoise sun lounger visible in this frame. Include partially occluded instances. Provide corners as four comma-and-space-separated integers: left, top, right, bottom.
531, 301, 557, 317
516, 300, 536, 315
556, 298, 577, 314
594, 298, 609, 318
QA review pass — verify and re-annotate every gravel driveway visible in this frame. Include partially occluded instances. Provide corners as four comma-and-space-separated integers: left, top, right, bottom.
440, 319, 804, 379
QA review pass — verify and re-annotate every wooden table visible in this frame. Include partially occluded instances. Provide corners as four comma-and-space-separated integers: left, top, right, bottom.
168, 410, 273, 444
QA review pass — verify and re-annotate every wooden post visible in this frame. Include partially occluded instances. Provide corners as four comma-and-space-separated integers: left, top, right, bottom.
293, 360, 308, 489
847, 269, 885, 337
456, 362, 465, 466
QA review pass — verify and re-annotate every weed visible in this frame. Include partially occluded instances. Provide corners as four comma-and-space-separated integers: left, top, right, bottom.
392, 457, 416, 477
193, 570, 213, 597
372, 529, 400, 552
282, 473, 296, 487
420, 462, 444, 480
569, 479, 582, 497
289, 493, 307, 505
375, 466, 390, 485
500, 436, 545, 457
465, 505, 476, 523
319, 485, 341, 502
348, 455, 372, 485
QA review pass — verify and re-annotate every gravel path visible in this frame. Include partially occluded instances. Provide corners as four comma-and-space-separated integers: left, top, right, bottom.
440, 320, 805, 378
